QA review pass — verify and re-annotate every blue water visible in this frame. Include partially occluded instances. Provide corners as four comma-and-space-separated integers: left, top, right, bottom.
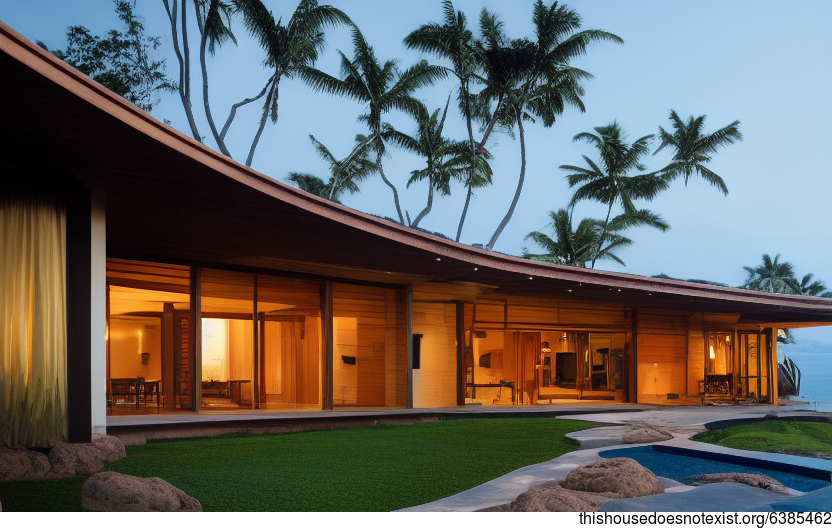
779, 340, 832, 406
600, 446, 831, 492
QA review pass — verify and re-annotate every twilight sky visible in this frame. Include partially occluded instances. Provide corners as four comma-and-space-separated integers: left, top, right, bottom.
2, 0, 830, 343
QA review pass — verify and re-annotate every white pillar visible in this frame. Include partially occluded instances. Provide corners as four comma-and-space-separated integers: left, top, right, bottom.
90, 190, 107, 435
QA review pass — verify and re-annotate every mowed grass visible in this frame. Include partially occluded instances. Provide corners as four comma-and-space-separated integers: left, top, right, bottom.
0, 418, 593, 512
693, 420, 832, 455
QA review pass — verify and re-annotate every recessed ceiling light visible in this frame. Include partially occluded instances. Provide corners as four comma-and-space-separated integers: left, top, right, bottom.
618, 289, 621, 292
474, 267, 478, 271
436, 258, 441, 261
529, 277, 533, 280
568, 289, 572, 292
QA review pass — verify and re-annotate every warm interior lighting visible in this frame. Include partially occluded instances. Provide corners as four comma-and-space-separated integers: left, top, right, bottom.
726, 335, 731, 343
709, 345, 715, 359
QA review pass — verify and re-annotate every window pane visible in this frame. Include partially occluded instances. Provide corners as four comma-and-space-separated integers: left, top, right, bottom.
258, 275, 322, 409
106, 258, 191, 413
200, 269, 253, 409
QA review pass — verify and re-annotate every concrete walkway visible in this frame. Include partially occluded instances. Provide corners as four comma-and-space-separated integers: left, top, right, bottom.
400, 404, 832, 512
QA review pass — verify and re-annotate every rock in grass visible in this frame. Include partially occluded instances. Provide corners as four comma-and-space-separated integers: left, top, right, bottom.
509, 481, 616, 512
0, 447, 51, 481
689, 473, 790, 495
82, 471, 202, 512
562, 457, 665, 498
48, 434, 126, 477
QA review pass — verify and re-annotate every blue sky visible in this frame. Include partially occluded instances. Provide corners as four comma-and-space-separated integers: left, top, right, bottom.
2, 0, 830, 342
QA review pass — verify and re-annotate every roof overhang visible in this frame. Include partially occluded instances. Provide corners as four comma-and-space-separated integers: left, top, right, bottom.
2, 21, 831, 326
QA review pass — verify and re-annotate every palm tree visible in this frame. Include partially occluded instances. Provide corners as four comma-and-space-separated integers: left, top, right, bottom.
524, 208, 663, 268
300, 27, 447, 223
562, 121, 670, 268
481, 1, 623, 250
234, 0, 351, 167
195, 0, 237, 156
404, 1, 482, 240
653, 110, 742, 195
791, 273, 829, 297
287, 134, 378, 203
523, 208, 598, 266
742, 254, 797, 293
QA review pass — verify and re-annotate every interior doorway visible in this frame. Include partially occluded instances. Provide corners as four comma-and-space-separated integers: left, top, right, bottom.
738, 331, 769, 401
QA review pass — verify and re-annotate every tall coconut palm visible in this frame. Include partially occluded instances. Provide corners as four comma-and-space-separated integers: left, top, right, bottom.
653, 110, 742, 195
299, 27, 447, 223
383, 96, 493, 228
481, 1, 623, 250
562, 121, 670, 268
404, 1, 483, 240
742, 254, 797, 293
195, 0, 237, 156
234, 0, 351, 167
287, 134, 378, 203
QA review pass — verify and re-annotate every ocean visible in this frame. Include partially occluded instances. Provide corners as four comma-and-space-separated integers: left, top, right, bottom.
778, 339, 832, 410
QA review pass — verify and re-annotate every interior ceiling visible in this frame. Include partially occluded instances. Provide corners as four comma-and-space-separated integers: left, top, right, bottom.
2, 28, 832, 327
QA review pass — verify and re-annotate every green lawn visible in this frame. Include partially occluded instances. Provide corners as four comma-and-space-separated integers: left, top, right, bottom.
0, 417, 593, 512
692, 420, 832, 456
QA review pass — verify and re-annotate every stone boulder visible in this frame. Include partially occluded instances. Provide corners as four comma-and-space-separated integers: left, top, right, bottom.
622, 424, 673, 444
82, 471, 202, 512
0, 447, 51, 481
689, 473, 790, 495
508, 481, 616, 512
561, 457, 665, 498
48, 434, 126, 477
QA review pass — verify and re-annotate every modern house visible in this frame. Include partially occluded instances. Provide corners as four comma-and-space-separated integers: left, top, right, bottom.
3, 21, 832, 449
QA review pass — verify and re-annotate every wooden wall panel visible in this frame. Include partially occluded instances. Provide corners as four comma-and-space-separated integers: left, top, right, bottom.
688, 330, 704, 396
412, 302, 457, 408
332, 283, 405, 407
475, 302, 505, 325
637, 310, 689, 397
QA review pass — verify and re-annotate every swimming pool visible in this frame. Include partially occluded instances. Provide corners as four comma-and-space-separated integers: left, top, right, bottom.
599, 445, 832, 492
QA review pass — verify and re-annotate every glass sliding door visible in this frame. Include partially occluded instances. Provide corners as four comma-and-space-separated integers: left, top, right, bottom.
200, 270, 254, 410
738, 332, 768, 401
106, 258, 191, 413
257, 275, 322, 409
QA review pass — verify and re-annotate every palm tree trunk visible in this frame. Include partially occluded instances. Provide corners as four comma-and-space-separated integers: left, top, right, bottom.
486, 106, 525, 251
591, 200, 615, 269
163, 0, 202, 142
376, 150, 404, 224
456, 93, 503, 242
246, 80, 277, 167
456, 80, 476, 242
199, 28, 230, 157
220, 82, 270, 142
410, 184, 434, 228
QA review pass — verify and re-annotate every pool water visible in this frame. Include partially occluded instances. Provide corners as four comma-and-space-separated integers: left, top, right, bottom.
600, 446, 832, 492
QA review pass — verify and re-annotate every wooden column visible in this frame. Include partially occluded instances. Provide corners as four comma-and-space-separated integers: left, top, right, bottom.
406, 285, 413, 409
628, 308, 638, 403
162, 303, 175, 411
191, 267, 202, 412
455, 302, 466, 406
252, 275, 259, 409
66, 175, 92, 443
321, 281, 334, 410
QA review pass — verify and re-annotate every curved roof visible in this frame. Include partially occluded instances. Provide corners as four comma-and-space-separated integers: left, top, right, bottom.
2, 21, 831, 326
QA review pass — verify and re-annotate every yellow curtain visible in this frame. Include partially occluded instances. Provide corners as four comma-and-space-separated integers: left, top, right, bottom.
0, 194, 67, 448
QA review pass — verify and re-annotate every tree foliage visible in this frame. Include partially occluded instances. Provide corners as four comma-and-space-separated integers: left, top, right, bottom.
39, 0, 175, 113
